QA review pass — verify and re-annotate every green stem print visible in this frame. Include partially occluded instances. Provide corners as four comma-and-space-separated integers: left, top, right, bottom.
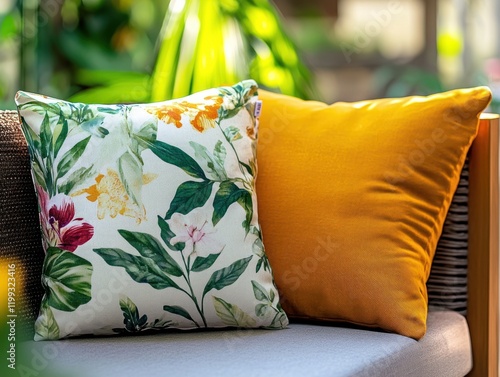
90, 81, 275, 329
252, 280, 288, 329
180, 249, 208, 327
94, 216, 252, 328
143, 81, 258, 233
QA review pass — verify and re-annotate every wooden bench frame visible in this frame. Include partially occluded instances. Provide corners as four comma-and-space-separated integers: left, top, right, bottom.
467, 113, 499, 377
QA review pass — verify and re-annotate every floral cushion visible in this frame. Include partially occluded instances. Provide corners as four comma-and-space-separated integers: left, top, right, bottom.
16, 80, 288, 340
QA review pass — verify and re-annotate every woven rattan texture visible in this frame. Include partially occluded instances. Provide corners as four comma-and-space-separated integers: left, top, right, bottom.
0, 110, 44, 340
427, 161, 469, 315
0, 110, 469, 338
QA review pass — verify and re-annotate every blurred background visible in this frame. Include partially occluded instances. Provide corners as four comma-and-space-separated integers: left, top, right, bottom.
1, 0, 499, 109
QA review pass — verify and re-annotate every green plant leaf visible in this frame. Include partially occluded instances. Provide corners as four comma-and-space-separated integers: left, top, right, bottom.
212, 181, 247, 226
212, 296, 256, 327
149, 318, 175, 330
158, 216, 185, 251
119, 296, 149, 332
237, 190, 253, 233
32, 159, 47, 191
34, 300, 60, 341
165, 180, 214, 219
118, 229, 183, 277
163, 305, 197, 326
239, 161, 253, 176
40, 113, 52, 160
53, 116, 68, 158
191, 252, 221, 272
189, 141, 226, 180
213, 140, 227, 169
252, 237, 264, 256
203, 256, 252, 298
118, 151, 143, 207
42, 247, 93, 312
133, 121, 158, 150
150, 140, 207, 180
223, 126, 242, 142
97, 106, 123, 115
251, 280, 270, 302
79, 115, 108, 138
20, 117, 38, 150
58, 166, 95, 195
255, 258, 263, 273
270, 311, 288, 329
19, 101, 60, 117
93, 248, 181, 290
255, 303, 269, 317
56, 136, 91, 179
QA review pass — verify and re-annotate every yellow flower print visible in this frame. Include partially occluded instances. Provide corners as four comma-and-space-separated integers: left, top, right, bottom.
145, 95, 223, 133
73, 169, 157, 223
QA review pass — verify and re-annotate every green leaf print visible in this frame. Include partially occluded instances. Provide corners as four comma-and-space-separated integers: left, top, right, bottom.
93, 248, 181, 290
239, 161, 253, 177
56, 136, 91, 179
203, 256, 252, 298
42, 247, 93, 312
79, 115, 108, 138
58, 166, 95, 195
32, 158, 46, 191
34, 300, 60, 341
53, 116, 68, 158
251, 281, 271, 302
189, 141, 227, 181
150, 140, 207, 180
18, 101, 59, 117
237, 190, 253, 233
190, 252, 221, 273
118, 151, 144, 207
133, 120, 157, 150
114, 296, 174, 334
212, 296, 256, 327
163, 305, 197, 326
255, 303, 269, 317
251, 279, 287, 328
118, 296, 148, 332
118, 229, 183, 277
39, 113, 52, 160
165, 180, 214, 220
223, 126, 242, 142
212, 181, 248, 226
213, 141, 227, 173
157, 216, 185, 251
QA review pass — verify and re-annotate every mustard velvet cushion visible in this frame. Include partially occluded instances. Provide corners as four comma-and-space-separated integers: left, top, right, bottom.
256, 87, 491, 339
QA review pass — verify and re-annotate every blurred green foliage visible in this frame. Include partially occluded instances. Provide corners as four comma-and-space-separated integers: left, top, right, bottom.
0, 0, 168, 108
148, 0, 315, 102
0, 0, 315, 107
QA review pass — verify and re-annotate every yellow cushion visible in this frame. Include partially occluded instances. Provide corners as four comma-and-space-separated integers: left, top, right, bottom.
256, 87, 491, 339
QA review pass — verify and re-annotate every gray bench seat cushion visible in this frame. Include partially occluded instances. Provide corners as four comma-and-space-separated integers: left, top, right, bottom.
19, 310, 471, 377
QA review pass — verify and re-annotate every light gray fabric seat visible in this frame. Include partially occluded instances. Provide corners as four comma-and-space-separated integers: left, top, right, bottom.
19, 310, 471, 377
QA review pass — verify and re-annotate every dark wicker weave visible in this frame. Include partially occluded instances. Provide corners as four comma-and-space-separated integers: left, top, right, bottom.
0, 110, 44, 340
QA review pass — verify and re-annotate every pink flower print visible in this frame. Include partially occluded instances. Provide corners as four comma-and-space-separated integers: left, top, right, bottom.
37, 186, 94, 252
168, 210, 224, 257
